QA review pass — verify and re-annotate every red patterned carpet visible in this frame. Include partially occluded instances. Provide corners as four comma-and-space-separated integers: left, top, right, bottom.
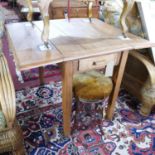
15, 83, 155, 155
1, 1, 155, 155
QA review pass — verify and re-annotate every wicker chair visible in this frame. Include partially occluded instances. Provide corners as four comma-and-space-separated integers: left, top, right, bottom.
0, 41, 25, 154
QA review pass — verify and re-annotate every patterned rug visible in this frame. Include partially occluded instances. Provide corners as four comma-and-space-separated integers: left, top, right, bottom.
21, 65, 61, 82
16, 82, 155, 155
1, 1, 155, 154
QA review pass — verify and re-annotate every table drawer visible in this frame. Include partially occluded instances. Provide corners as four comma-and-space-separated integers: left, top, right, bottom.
79, 53, 120, 72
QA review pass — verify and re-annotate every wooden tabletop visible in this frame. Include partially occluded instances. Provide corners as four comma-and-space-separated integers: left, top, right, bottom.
49, 18, 155, 61
6, 18, 155, 70
6, 22, 63, 70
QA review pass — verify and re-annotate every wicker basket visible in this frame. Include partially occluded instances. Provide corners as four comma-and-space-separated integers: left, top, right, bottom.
0, 122, 25, 155
0, 50, 25, 154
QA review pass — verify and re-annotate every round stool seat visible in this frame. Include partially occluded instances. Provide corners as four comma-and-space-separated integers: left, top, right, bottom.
73, 70, 113, 101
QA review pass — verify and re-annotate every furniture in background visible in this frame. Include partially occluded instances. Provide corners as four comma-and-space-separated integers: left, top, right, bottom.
17, 0, 137, 48
6, 18, 155, 136
100, 0, 124, 27
103, 1, 155, 116
48, 0, 99, 19
25, 0, 99, 45
20, 1, 41, 21
22, 0, 99, 85
123, 51, 155, 116
18, 0, 135, 86
25, 0, 136, 44
137, 1, 155, 63
0, 52, 25, 154
122, 1, 155, 116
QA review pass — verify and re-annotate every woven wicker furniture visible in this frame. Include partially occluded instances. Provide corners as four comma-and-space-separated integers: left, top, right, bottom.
0, 34, 25, 154
0, 122, 25, 154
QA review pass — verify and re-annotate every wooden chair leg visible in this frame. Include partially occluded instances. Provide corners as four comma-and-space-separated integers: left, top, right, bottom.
26, 0, 33, 22
39, 67, 44, 85
120, 0, 135, 37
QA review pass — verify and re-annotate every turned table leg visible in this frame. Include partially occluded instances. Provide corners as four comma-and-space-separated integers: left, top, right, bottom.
106, 51, 129, 120
120, 0, 135, 37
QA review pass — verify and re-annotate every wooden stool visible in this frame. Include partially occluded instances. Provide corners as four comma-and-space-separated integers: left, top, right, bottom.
73, 70, 113, 130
